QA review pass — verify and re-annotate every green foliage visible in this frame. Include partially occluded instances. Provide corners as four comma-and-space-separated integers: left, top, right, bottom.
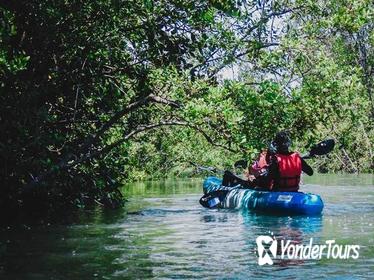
0, 0, 246, 212
0, 0, 373, 214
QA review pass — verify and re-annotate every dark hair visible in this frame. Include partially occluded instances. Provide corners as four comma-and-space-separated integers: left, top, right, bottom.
273, 130, 291, 151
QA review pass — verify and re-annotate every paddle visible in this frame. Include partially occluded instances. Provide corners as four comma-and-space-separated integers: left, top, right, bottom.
302, 139, 335, 159
199, 139, 335, 209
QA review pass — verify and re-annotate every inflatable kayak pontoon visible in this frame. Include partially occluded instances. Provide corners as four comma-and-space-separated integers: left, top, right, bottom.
203, 177, 324, 215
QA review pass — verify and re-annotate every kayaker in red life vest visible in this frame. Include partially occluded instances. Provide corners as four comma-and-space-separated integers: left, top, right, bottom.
250, 131, 313, 192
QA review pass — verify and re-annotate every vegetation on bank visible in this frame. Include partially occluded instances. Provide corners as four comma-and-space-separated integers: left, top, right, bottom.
0, 0, 373, 211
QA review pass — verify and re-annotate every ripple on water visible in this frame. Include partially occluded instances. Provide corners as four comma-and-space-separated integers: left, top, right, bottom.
109, 184, 374, 279
0, 176, 373, 279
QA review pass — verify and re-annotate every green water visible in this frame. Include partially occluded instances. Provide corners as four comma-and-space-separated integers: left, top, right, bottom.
0, 174, 373, 279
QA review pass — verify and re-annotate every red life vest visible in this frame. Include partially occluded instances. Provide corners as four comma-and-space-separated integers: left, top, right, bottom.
250, 151, 268, 177
274, 152, 302, 192
250, 151, 273, 189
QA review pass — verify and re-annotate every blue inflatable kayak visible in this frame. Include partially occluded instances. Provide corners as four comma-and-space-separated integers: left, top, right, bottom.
203, 177, 324, 215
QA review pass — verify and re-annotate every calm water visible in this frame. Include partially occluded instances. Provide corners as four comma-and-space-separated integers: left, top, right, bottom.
0, 174, 373, 279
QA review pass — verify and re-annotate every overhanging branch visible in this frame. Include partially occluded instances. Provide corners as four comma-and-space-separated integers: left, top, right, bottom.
68, 120, 239, 169
25, 94, 181, 189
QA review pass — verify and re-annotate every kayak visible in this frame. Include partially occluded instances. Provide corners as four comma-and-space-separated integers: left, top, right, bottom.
203, 177, 324, 215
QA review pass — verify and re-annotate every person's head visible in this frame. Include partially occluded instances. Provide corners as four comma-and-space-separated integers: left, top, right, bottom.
273, 130, 291, 153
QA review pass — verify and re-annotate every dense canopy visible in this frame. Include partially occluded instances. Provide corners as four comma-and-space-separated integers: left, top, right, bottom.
0, 0, 373, 212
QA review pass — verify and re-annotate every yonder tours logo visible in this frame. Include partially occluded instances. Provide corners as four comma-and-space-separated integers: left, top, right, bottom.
256, 235, 360, 266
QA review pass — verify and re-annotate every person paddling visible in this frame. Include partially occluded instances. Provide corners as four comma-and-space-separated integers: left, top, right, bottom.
255, 130, 313, 192
201, 136, 334, 208
222, 130, 313, 191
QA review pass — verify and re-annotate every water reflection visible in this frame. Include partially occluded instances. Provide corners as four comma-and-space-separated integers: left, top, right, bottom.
201, 213, 229, 223
239, 211, 323, 268
0, 175, 372, 279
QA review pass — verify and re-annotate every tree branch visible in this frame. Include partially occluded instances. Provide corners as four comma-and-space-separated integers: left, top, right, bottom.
67, 120, 239, 169
68, 121, 190, 168
89, 94, 180, 147
25, 95, 181, 189
186, 124, 239, 153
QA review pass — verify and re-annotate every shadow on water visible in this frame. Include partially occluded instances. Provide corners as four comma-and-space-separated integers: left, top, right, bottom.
0, 209, 121, 279
0, 175, 372, 279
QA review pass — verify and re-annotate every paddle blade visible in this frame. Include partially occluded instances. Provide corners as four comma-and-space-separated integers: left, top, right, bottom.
199, 190, 228, 208
309, 139, 335, 157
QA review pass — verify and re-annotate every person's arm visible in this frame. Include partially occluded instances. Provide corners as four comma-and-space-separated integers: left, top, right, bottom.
223, 170, 256, 188
269, 155, 279, 176
301, 158, 313, 176
253, 155, 278, 190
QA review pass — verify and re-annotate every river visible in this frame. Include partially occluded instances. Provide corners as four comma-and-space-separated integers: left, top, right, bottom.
0, 174, 373, 279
